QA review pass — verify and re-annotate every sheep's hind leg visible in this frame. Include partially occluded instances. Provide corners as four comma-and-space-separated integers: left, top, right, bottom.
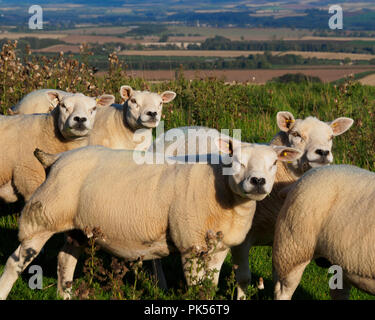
57, 231, 87, 300
152, 259, 168, 290
273, 260, 310, 300
0, 231, 53, 300
329, 275, 352, 300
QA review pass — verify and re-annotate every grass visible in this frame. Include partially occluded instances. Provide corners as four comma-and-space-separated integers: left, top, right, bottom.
0, 41, 375, 300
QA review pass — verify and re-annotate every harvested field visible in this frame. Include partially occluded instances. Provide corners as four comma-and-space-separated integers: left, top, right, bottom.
0, 32, 67, 39
359, 73, 375, 86
118, 50, 375, 61
118, 50, 264, 57
48, 26, 132, 35
123, 67, 375, 84
165, 26, 313, 41
276, 51, 375, 61
34, 44, 80, 53
61, 35, 158, 45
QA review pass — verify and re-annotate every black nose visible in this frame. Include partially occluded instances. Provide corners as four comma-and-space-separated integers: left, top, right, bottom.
146, 111, 157, 118
315, 149, 329, 157
250, 177, 266, 186
73, 116, 87, 123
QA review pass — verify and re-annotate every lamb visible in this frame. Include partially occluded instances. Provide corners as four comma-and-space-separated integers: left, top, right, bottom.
0, 91, 115, 204
0, 137, 302, 300
8, 89, 71, 115
87, 85, 176, 151
273, 164, 375, 300
149, 112, 354, 299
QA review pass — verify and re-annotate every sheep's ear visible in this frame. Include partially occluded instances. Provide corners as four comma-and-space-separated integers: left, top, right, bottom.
215, 136, 234, 156
273, 146, 302, 162
46, 91, 63, 106
329, 117, 354, 136
160, 91, 176, 103
96, 94, 115, 107
277, 111, 295, 132
120, 85, 133, 100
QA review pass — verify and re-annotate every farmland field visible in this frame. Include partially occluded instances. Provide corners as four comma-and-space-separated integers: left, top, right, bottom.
1, 40, 375, 300
122, 67, 375, 83
117, 50, 375, 61
1, 0, 375, 301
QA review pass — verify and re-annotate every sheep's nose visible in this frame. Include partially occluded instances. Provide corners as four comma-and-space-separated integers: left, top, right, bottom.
250, 177, 266, 186
315, 149, 329, 157
73, 116, 87, 123
146, 111, 157, 118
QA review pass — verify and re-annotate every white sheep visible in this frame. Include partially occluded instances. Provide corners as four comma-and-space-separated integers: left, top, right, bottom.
232, 111, 354, 298
88, 85, 176, 151
0, 137, 302, 300
148, 112, 354, 298
273, 164, 375, 300
0, 92, 114, 204
8, 89, 71, 115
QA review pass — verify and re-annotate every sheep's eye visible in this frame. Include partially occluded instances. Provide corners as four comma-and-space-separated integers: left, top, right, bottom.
240, 162, 246, 168
130, 98, 137, 104
273, 160, 277, 166
291, 131, 301, 138
92, 106, 97, 112
329, 135, 334, 141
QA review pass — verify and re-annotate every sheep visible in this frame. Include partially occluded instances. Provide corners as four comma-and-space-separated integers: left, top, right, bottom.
148, 112, 354, 299
0, 91, 115, 204
232, 112, 353, 298
61, 85, 176, 289
0, 137, 302, 300
88, 85, 176, 151
273, 164, 375, 300
150, 126, 220, 158
8, 89, 71, 115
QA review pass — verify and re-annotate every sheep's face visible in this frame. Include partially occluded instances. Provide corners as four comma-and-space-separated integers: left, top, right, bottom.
277, 112, 353, 172
216, 138, 302, 201
47, 92, 115, 140
120, 85, 176, 130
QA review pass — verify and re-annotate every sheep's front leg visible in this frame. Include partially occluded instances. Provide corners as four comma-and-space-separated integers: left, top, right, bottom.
13, 165, 45, 202
57, 231, 87, 300
0, 181, 18, 203
0, 232, 53, 300
181, 248, 229, 287
273, 260, 310, 300
231, 240, 253, 300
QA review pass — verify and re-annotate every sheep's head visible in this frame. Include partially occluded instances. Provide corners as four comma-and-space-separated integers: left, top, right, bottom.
120, 85, 176, 130
277, 111, 353, 172
216, 136, 302, 201
47, 92, 115, 140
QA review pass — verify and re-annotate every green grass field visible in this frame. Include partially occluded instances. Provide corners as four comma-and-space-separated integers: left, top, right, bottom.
0, 42, 375, 299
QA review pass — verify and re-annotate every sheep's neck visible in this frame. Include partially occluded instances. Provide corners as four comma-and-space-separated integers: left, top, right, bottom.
45, 109, 88, 152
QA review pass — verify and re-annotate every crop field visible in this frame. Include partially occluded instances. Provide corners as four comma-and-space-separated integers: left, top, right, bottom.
121, 67, 375, 84
0, 40, 375, 300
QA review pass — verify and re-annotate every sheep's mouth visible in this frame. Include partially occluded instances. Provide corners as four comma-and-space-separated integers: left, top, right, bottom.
141, 119, 159, 128
308, 158, 331, 168
72, 124, 88, 131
